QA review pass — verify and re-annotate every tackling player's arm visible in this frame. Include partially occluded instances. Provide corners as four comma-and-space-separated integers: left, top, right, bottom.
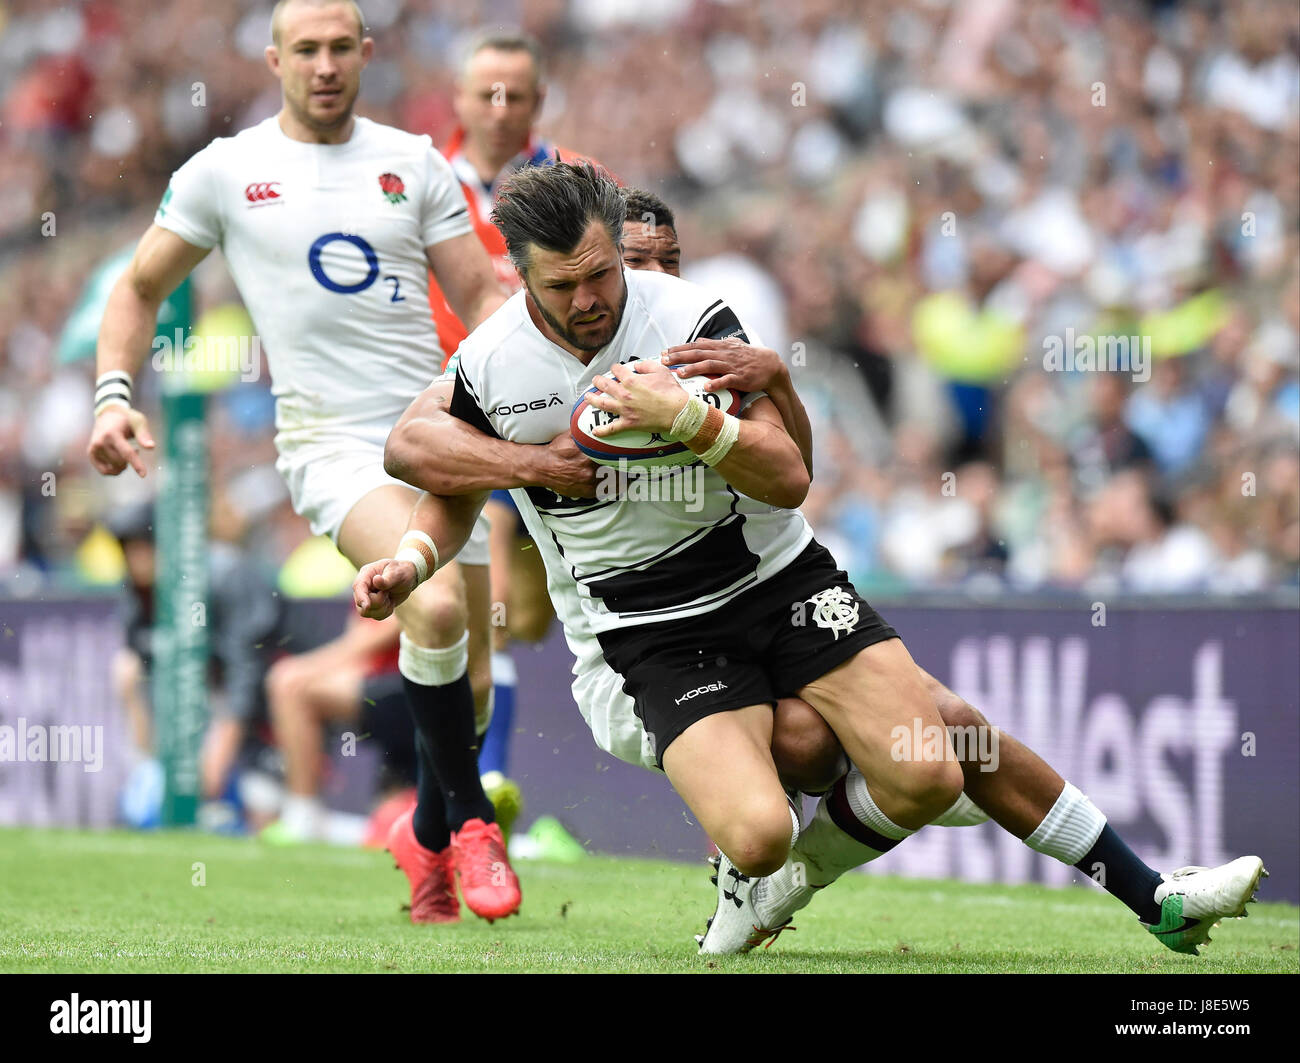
89, 225, 211, 477
353, 489, 488, 621
385, 378, 598, 497
425, 232, 509, 332
589, 360, 809, 509
664, 338, 814, 477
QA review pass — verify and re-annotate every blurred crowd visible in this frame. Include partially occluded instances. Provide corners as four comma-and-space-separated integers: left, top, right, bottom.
1, 0, 1297, 598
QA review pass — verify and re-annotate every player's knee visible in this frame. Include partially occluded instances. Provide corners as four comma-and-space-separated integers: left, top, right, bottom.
718, 803, 793, 877
400, 585, 467, 647
264, 658, 301, 711
926, 680, 996, 777
509, 605, 552, 645
897, 758, 966, 823
771, 698, 845, 794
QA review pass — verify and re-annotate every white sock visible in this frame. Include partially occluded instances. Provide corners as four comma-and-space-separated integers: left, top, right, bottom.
753, 771, 917, 926
932, 791, 990, 827
490, 650, 517, 686
398, 631, 468, 686
751, 799, 805, 924
839, 766, 914, 842
790, 768, 912, 887
1024, 781, 1107, 864
280, 794, 324, 841
483, 651, 514, 738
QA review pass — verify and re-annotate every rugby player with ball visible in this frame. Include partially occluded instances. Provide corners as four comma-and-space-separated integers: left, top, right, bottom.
356, 164, 1266, 956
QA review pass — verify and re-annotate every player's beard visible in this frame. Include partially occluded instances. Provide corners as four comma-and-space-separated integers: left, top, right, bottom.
528, 279, 627, 352
287, 79, 357, 135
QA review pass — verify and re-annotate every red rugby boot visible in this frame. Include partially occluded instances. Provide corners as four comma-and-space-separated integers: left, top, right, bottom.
450, 818, 521, 922
386, 807, 459, 924
363, 788, 417, 850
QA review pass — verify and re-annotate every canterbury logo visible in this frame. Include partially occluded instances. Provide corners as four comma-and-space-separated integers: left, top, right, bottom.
244, 182, 281, 202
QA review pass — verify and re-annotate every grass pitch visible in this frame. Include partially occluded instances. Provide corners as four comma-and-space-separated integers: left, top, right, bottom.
1, 827, 1295, 974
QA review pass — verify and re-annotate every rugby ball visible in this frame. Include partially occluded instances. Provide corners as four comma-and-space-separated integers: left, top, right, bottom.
570, 366, 745, 467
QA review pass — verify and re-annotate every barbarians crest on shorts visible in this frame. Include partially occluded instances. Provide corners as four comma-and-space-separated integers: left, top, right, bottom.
804, 587, 859, 640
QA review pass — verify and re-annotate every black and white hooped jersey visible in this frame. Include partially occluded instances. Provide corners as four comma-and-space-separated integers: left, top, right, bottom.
449, 269, 813, 634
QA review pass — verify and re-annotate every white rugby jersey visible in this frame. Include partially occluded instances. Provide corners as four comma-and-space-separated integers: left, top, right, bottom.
155, 116, 472, 442
450, 269, 813, 635
518, 498, 655, 768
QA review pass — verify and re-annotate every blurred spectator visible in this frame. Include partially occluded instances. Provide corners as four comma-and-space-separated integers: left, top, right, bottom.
0, 0, 1295, 598
1070, 372, 1155, 497
1126, 357, 1212, 478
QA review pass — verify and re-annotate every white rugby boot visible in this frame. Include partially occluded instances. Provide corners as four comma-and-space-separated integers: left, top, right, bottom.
1144, 856, 1267, 955
696, 851, 817, 955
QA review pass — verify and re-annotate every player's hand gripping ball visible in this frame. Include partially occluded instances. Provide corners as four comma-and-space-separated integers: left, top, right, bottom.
570, 363, 744, 467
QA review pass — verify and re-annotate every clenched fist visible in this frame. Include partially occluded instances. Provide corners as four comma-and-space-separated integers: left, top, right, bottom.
533, 432, 599, 497
353, 558, 419, 620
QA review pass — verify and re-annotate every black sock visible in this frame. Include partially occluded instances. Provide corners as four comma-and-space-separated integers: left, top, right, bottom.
410, 733, 450, 852
1074, 824, 1163, 924
401, 673, 494, 831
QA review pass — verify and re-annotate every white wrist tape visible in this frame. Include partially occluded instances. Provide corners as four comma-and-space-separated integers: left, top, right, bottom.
667, 395, 708, 442
394, 530, 439, 586
699, 411, 741, 466
95, 370, 133, 416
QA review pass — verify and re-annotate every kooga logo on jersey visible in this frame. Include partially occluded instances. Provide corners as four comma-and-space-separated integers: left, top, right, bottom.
493, 395, 564, 416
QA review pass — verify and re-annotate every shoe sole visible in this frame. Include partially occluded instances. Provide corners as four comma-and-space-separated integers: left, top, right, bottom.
408, 906, 461, 925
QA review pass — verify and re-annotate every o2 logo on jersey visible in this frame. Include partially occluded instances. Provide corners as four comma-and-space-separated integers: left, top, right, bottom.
308, 232, 404, 301
309, 232, 378, 293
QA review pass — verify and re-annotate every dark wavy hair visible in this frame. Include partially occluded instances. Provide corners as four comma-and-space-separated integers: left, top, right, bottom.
621, 187, 675, 232
491, 162, 625, 275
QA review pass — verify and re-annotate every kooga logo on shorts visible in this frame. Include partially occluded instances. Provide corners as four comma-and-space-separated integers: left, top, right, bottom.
675, 681, 728, 705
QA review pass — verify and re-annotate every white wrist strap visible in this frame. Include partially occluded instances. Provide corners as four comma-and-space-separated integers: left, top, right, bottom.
667, 395, 708, 442
699, 412, 741, 466
95, 370, 133, 416
394, 530, 439, 586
